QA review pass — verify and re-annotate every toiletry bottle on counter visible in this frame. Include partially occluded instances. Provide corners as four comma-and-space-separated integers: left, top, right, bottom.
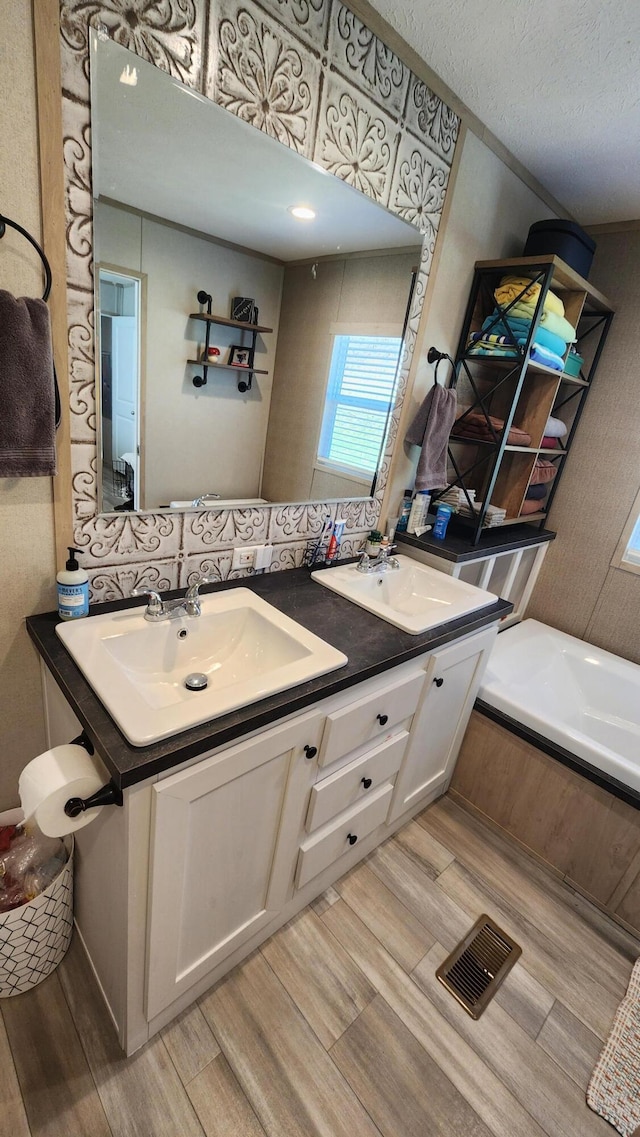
396, 490, 413, 532
326, 519, 345, 562
407, 490, 431, 534
57, 547, 89, 620
433, 503, 453, 540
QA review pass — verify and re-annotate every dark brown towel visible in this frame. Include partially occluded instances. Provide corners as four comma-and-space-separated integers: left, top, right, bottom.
405, 384, 457, 490
0, 290, 56, 476
452, 411, 532, 448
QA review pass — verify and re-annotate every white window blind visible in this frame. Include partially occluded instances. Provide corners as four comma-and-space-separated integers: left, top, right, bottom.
318, 334, 402, 477
622, 513, 640, 566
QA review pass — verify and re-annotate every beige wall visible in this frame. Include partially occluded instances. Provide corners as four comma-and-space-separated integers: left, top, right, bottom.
95, 201, 284, 508
386, 129, 557, 516
262, 250, 417, 502
0, 0, 57, 808
528, 231, 640, 662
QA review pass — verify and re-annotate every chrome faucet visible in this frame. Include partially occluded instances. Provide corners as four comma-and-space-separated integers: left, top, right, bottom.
183, 575, 214, 616
192, 492, 221, 507
356, 542, 400, 575
132, 576, 213, 621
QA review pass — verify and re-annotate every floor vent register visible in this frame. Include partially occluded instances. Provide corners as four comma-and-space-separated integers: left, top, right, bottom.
436, 914, 522, 1019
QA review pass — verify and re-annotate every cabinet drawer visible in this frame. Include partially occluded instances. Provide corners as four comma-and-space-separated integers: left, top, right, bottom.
318, 671, 424, 768
296, 783, 393, 889
306, 731, 407, 833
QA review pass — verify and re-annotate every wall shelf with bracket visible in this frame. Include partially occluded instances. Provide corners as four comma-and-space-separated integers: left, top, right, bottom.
188, 289, 272, 391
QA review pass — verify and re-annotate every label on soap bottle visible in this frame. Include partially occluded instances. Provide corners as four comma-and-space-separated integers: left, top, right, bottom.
58, 582, 89, 619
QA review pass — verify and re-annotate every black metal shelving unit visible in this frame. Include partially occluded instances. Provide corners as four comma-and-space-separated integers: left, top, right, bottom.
431, 255, 614, 546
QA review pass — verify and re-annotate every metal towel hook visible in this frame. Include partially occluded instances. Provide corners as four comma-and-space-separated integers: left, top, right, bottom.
0, 213, 52, 301
427, 345, 457, 389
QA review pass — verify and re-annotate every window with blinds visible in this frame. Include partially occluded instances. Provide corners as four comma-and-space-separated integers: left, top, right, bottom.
317, 334, 403, 477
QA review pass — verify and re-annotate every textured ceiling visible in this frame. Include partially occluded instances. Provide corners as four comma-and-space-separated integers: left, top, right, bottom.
365, 0, 640, 224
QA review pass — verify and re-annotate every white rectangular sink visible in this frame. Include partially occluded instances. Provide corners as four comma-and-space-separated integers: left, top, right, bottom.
312, 555, 496, 634
56, 588, 347, 746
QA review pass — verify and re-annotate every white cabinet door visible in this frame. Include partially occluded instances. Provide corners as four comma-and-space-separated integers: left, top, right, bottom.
146, 710, 324, 1018
388, 627, 497, 824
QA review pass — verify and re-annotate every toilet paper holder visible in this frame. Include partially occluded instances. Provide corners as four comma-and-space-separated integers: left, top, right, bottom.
63, 732, 124, 819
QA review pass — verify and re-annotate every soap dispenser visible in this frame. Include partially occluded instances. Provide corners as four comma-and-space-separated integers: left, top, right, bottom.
57, 547, 89, 620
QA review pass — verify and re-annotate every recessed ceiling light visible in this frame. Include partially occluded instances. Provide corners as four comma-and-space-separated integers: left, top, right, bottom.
119, 64, 138, 86
289, 205, 316, 220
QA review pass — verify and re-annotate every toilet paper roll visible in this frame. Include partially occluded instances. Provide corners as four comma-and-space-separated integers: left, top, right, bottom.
18, 744, 109, 837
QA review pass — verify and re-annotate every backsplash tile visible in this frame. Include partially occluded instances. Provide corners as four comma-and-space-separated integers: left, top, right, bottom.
88, 559, 180, 604
183, 507, 271, 552
76, 512, 183, 565
268, 502, 337, 542
58, 0, 459, 598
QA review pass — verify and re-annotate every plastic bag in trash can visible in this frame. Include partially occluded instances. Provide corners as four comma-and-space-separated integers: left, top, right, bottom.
0, 816, 68, 913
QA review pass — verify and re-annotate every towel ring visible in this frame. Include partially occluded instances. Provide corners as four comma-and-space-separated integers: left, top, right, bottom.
0, 213, 52, 301
427, 345, 456, 389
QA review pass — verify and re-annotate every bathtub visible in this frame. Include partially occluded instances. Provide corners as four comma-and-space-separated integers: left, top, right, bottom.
478, 619, 640, 796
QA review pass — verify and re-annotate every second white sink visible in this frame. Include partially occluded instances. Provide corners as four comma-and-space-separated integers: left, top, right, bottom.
311, 555, 496, 634
56, 588, 347, 746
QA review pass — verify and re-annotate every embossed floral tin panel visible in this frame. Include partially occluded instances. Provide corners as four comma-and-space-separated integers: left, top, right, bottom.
57, 0, 459, 592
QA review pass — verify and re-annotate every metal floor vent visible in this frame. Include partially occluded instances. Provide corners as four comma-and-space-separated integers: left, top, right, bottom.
436, 914, 521, 1019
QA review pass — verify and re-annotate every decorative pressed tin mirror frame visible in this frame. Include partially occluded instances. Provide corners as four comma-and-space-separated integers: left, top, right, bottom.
53, 0, 459, 601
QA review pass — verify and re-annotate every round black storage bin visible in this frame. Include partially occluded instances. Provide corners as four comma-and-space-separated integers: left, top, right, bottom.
523, 220, 596, 280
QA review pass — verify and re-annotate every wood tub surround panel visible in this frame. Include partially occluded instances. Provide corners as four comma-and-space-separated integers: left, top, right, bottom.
451, 711, 640, 935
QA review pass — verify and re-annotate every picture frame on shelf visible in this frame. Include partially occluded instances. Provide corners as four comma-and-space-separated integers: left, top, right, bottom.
228, 344, 253, 368
230, 297, 256, 323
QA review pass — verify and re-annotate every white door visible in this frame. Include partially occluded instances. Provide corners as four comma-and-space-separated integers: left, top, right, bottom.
111, 315, 138, 489
388, 627, 497, 824
145, 710, 324, 1019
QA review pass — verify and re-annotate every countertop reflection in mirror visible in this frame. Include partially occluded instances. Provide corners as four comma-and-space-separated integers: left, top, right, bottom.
91, 34, 423, 516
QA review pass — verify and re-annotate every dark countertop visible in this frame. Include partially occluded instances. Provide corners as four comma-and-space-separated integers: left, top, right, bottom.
397, 522, 556, 563
27, 566, 511, 790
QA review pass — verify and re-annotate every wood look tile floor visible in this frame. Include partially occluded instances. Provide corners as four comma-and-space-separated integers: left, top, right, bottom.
2, 795, 638, 1137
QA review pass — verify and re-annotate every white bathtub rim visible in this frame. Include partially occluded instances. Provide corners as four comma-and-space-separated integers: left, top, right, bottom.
479, 620, 640, 795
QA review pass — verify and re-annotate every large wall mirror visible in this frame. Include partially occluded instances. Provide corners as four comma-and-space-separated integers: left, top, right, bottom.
91, 34, 422, 515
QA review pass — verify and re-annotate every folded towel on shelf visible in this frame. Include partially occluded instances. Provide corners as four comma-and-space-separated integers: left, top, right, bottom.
0, 290, 57, 477
544, 415, 567, 438
467, 341, 565, 370
489, 305, 576, 344
520, 497, 546, 515
539, 310, 577, 343
495, 275, 565, 317
477, 316, 567, 357
518, 324, 567, 356
541, 435, 560, 449
525, 482, 548, 501
452, 412, 532, 448
405, 382, 457, 490
516, 339, 566, 370
470, 331, 514, 346
458, 500, 507, 527
530, 459, 558, 485
438, 485, 476, 511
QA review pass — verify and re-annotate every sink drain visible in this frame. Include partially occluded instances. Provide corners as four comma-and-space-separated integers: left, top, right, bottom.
185, 672, 208, 691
